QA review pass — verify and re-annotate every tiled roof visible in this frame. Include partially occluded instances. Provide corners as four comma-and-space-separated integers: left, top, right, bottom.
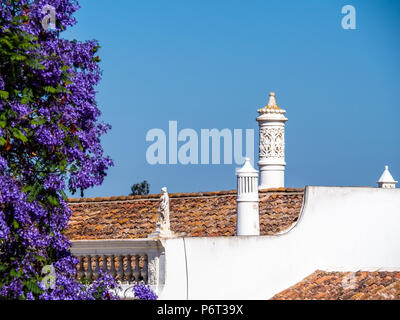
271, 270, 400, 300
66, 188, 304, 240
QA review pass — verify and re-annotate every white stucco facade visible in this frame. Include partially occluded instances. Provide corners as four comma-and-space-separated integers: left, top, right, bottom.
158, 186, 400, 300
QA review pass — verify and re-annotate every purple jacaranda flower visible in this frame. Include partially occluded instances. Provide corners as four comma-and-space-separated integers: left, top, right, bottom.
133, 284, 158, 300
0, 0, 115, 300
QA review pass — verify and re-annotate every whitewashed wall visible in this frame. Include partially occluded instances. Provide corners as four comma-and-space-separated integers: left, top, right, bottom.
159, 186, 400, 300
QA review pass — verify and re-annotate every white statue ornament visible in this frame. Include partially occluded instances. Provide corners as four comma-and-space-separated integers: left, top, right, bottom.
158, 187, 170, 233
148, 187, 174, 238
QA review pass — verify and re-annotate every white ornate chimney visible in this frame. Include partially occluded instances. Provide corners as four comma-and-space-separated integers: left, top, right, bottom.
377, 165, 397, 189
257, 92, 288, 189
236, 158, 260, 236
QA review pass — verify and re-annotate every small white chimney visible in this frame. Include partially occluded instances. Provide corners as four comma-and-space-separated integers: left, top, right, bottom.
377, 165, 397, 189
236, 158, 260, 236
257, 92, 288, 189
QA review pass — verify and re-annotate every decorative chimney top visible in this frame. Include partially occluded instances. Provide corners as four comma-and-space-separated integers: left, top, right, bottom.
257, 92, 287, 116
377, 165, 397, 189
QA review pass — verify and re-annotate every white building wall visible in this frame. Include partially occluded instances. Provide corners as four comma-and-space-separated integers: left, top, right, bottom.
159, 186, 400, 300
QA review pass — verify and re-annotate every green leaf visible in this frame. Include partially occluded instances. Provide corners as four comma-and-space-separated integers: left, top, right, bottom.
0, 90, 9, 100
11, 128, 28, 142
60, 190, 68, 201
43, 86, 56, 94
25, 59, 45, 70
33, 254, 46, 263
0, 113, 6, 128
47, 195, 59, 206
0, 263, 8, 272
21, 88, 33, 104
30, 117, 46, 126
0, 137, 6, 146
13, 219, 19, 229
16, 269, 24, 278
25, 280, 42, 294
0, 38, 13, 49
11, 53, 26, 62
27, 182, 42, 203
22, 185, 33, 193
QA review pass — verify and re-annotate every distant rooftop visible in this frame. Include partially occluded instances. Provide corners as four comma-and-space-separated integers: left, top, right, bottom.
272, 270, 400, 300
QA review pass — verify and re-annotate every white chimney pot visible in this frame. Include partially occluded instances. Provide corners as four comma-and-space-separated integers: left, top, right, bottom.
377, 165, 397, 189
236, 158, 260, 236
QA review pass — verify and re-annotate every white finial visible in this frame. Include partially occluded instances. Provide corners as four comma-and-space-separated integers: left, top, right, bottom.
267, 92, 278, 108
257, 91, 286, 114
377, 165, 397, 189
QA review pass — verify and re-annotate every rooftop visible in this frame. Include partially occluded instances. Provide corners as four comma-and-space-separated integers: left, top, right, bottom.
271, 270, 400, 300
66, 188, 303, 240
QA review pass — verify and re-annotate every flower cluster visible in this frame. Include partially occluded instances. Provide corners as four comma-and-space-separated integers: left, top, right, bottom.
0, 0, 115, 299
133, 284, 158, 300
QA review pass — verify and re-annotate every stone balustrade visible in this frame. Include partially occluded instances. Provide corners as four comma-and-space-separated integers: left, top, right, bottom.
75, 254, 148, 283
71, 239, 165, 299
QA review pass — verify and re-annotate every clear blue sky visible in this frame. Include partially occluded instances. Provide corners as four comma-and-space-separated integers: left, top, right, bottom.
63, 0, 399, 197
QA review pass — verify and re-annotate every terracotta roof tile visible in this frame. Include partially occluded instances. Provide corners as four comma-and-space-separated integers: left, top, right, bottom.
66, 188, 304, 240
271, 270, 400, 300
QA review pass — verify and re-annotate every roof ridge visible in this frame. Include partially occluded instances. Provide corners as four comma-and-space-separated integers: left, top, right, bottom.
68, 188, 304, 203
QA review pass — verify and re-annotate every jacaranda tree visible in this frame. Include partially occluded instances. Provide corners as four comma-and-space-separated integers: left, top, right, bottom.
0, 0, 117, 299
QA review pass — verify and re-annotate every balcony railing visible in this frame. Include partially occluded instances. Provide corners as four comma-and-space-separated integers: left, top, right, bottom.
71, 239, 165, 299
